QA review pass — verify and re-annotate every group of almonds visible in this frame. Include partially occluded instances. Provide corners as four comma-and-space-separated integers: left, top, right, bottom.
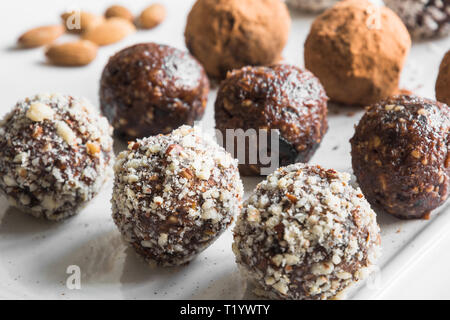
17, 4, 167, 67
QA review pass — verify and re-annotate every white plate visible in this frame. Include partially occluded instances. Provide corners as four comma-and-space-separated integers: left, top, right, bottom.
0, 0, 449, 300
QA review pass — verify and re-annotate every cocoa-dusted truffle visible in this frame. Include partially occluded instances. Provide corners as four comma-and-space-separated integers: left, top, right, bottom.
233, 163, 381, 300
0, 94, 114, 221
112, 126, 243, 266
351, 95, 450, 220
304, 0, 411, 106
286, 0, 339, 12
384, 0, 450, 39
100, 43, 209, 139
215, 64, 328, 176
436, 50, 450, 105
184, 0, 291, 79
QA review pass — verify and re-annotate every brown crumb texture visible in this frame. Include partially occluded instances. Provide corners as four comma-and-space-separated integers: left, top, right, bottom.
351, 95, 450, 219
233, 163, 381, 300
0, 94, 114, 220
215, 64, 328, 176
100, 43, 209, 139
112, 126, 243, 266
286, 0, 340, 12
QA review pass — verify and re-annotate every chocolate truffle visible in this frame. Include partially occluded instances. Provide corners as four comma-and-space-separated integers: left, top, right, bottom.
184, 0, 291, 79
0, 94, 114, 221
304, 0, 411, 106
233, 163, 381, 300
384, 0, 450, 39
351, 95, 450, 220
100, 43, 209, 139
436, 50, 450, 105
112, 126, 243, 266
215, 64, 328, 176
286, 0, 339, 12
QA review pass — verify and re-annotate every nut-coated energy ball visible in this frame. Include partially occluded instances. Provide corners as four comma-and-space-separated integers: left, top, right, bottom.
0, 94, 114, 220
215, 64, 328, 176
351, 95, 450, 219
112, 126, 243, 266
100, 43, 209, 139
233, 163, 381, 300
185, 0, 291, 79
304, 0, 411, 105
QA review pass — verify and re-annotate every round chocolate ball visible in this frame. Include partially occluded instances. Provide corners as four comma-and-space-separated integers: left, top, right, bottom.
100, 43, 209, 139
0, 94, 114, 221
184, 0, 291, 79
233, 163, 381, 300
351, 95, 450, 219
384, 0, 450, 39
112, 126, 243, 266
436, 50, 450, 106
286, 0, 340, 12
215, 64, 328, 176
304, 0, 411, 105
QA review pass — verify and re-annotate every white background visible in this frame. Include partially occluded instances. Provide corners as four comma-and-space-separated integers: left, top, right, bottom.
0, 0, 449, 300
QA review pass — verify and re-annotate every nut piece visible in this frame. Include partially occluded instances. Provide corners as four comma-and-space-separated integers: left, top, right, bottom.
18, 25, 65, 48
46, 40, 98, 66
105, 5, 134, 22
26, 103, 55, 122
56, 120, 77, 146
82, 17, 136, 46
138, 4, 167, 29
351, 95, 450, 219
61, 11, 104, 33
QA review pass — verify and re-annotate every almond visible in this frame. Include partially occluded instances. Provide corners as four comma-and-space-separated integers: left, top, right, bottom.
18, 25, 65, 48
46, 40, 98, 66
105, 5, 134, 22
82, 17, 136, 46
61, 11, 104, 33
138, 4, 166, 29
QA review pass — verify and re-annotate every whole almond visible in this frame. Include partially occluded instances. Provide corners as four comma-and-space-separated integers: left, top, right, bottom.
82, 17, 136, 46
18, 25, 65, 48
46, 40, 98, 66
61, 11, 104, 33
139, 4, 166, 29
105, 5, 134, 22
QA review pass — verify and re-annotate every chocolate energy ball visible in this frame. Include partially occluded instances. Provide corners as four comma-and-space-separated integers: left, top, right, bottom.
100, 43, 209, 139
436, 50, 450, 105
184, 0, 291, 79
304, 0, 411, 106
215, 64, 328, 176
112, 126, 243, 266
233, 163, 381, 300
384, 0, 450, 39
0, 94, 114, 221
286, 0, 340, 12
351, 95, 450, 219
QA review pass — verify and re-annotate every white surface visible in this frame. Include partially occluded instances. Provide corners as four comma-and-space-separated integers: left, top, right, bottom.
0, 0, 449, 300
